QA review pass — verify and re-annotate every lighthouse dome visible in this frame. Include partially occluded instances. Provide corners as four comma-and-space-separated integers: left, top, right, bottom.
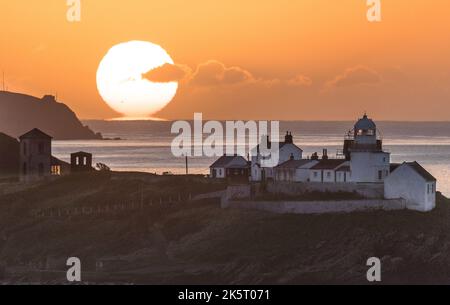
355, 114, 376, 130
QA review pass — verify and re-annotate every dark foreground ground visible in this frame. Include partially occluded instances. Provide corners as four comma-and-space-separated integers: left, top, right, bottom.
0, 171, 449, 284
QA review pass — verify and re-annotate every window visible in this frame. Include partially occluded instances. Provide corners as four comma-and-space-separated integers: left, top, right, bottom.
327, 172, 331, 178
378, 170, 383, 180
427, 184, 431, 194
314, 172, 318, 178
51, 165, 61, 176
432, 184, 436, 194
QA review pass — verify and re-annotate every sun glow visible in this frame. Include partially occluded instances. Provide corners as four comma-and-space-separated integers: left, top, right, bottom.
96, 41, 178, 119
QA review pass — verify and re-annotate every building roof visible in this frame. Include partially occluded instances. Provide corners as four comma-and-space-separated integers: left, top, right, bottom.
275, 159, 315, 169
227, 163, 250, 169
210, 155, 248, 169
311, 159, 347, 170
71, 151, 92, 157
19, 128, 52, 140
355, 114, 376, 130
255, 141, 302, 153
336, 165, 351, 172
390, 163, 401, 172
253, 133, 303, 154
51, 156, 70, 166
0, 132, 17, 142
405, 162, 436, 182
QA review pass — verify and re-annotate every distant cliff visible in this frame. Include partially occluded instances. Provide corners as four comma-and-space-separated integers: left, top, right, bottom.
0, 91, 102, 140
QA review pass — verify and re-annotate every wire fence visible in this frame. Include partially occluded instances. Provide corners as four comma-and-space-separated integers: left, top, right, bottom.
30, 190, 226, 218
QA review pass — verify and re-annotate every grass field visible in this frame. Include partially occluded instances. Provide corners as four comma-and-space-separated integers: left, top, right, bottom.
0, 171, 449, 284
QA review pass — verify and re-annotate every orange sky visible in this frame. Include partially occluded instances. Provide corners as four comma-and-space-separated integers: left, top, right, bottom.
1, 0, 450, 120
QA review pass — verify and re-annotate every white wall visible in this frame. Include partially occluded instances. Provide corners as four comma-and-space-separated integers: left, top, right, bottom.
323, 170, 335, 183
225, 199, 407, 214
384, 164, 436, 212
310, 170, 322, 182
309, 169, 339, 183
275, 160, 318, 183
268, 181, 385, 199
279, 144, 303, 164
250, 143, 303, 182
350, 151, 390, 183
336, 171, 350, 183
295, 161, 319, 182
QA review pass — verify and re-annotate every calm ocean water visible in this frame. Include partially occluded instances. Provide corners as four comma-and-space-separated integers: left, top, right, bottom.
52, 121, 450, 196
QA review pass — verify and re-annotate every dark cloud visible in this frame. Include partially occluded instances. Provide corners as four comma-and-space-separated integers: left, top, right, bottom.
143, 63, 191, 83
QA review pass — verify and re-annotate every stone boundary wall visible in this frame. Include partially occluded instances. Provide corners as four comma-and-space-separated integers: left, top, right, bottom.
267, 182, 384, 199
193, 190, 226, 201
224, 199, 407, 214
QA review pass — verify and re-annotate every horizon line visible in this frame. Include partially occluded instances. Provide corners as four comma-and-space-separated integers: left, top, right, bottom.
80, 118, 450, 123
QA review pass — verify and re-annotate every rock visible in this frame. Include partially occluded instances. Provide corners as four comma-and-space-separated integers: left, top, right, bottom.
0, 91, 102, 140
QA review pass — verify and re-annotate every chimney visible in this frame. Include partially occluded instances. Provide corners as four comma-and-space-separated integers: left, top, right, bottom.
322, 149, 328, 160
311, 152, 319, 160
285, 131, 293, 144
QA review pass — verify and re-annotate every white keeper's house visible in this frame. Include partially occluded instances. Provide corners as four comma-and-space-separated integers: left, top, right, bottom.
250, 132, 303, 182
385, 162, 437, 211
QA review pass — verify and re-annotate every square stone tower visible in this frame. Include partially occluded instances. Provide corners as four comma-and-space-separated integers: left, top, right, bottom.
19, 128, 52, 182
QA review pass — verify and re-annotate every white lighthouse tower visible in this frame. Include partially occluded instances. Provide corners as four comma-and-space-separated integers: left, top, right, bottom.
346, 114, 390, 183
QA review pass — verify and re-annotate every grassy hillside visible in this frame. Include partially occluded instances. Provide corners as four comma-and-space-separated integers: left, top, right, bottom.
0, 171, 449, 284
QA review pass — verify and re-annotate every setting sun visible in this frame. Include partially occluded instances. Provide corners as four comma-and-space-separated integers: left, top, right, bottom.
96, 40, 178, 119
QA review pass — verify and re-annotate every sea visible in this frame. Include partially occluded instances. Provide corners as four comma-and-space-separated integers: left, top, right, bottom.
52, 121, 450, 197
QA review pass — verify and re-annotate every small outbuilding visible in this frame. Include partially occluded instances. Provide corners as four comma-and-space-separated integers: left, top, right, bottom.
384, 161, 437, 212
71, 151, 94, 172
51, 156, 71, 176
210, 155, 249, 181
309, 159, 349, 183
